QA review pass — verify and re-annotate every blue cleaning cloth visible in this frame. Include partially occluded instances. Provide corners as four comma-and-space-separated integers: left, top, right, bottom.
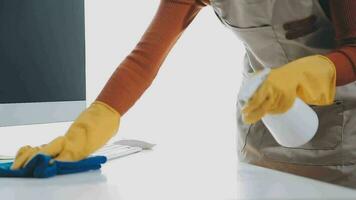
0, 154, 107, 178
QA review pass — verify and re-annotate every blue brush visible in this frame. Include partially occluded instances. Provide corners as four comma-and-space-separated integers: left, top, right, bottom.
0, 154, 107, 178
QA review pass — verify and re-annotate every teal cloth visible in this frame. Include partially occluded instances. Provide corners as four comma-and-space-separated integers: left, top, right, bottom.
0, 154, 107, 178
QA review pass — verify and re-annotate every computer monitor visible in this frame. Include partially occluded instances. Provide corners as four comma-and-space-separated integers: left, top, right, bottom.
0, 0, 86, 126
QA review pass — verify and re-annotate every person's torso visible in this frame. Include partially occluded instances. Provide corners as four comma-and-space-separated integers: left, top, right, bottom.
209, 0, 356, 103
209, 0, 356, 169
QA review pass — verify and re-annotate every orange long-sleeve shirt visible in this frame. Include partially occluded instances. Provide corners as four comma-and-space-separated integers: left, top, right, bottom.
96, 0, 356, 116
96, 0, 208, 115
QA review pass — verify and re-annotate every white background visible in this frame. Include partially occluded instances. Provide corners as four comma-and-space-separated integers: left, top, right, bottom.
0, 1, 246, 199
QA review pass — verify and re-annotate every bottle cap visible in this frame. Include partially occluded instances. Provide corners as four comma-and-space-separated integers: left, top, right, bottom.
238, 68, 271, 107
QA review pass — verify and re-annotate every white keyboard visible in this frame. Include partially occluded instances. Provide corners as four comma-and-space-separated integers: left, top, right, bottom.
92, 143, 143, 160
0, 139, 155, 163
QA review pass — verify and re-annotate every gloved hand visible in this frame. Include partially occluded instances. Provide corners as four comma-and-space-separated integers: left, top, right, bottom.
242, 55, 336, 124
11, 100, 121, 170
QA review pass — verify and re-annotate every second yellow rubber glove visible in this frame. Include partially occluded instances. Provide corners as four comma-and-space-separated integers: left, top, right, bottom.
242, 55, 336, 124
11, 100, 121, 170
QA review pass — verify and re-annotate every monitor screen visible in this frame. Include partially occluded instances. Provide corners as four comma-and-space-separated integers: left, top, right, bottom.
0, 0, 86, 126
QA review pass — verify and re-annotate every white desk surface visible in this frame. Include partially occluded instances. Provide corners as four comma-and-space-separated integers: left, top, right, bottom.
1, 146, 356, 200
1, 123, 356, 200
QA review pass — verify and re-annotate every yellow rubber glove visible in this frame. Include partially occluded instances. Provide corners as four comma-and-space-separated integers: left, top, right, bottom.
242, 55, 336, 124
11, 100, 121, 170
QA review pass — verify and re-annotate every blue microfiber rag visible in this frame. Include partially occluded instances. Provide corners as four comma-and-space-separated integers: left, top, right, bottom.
0, 154, 107, 178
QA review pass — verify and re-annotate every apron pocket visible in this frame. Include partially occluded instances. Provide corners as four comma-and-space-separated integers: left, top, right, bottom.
211, 0, 273, 29
225, 25, 289, 70
258, 100, 344, 166
236, 102, 265, 159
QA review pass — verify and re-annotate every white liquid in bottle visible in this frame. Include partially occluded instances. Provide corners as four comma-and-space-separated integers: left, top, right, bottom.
238, 68, 319, 148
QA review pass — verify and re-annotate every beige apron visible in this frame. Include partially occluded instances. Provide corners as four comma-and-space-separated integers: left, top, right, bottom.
210, 0, 356, 188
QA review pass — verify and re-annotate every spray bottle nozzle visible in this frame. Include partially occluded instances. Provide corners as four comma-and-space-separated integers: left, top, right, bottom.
237, 68, 271, 108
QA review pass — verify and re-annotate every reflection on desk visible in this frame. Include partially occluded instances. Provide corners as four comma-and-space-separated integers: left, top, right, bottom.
0, 171, 120, 200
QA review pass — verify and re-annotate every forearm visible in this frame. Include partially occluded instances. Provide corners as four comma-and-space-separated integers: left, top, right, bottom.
327, 46, 356, 86
96, 0, 206, 115
324, 0, 356, 86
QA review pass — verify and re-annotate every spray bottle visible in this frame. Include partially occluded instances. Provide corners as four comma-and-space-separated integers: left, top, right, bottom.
237, 68, 319, 148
